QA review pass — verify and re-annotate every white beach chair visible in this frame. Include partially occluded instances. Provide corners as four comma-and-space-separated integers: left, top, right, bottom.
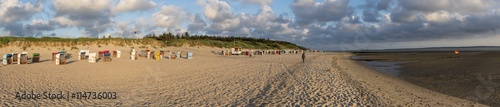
130, 50, 137, 60
79, 50, 85, 60
88, 53, 97, 63
146, 51, 151, 59
187, 52, 193, 59
84, 50, 90, 56
3, 54, 12, 65
56, 54, 61, 65
116, 50, 121, 58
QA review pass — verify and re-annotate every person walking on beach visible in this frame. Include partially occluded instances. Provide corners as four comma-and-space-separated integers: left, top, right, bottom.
302, 52, 305, 63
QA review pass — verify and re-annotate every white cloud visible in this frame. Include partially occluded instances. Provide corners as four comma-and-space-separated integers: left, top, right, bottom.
112, 0, 157, 14
152, 5, 191, 33
54, 16, 80, 26
53, 0, 111, 15
0, 0, 43, 23
232, 0, 273, 6
52, 0, 114, 37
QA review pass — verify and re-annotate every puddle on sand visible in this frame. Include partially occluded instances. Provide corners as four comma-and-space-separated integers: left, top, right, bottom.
351, 56, 405, 78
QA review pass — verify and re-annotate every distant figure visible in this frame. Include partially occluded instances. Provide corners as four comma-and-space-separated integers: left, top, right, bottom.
302, 52, 305, 63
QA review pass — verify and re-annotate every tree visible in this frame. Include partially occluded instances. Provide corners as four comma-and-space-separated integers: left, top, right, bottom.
175, 33, 180, 39
184, 32, 190, 39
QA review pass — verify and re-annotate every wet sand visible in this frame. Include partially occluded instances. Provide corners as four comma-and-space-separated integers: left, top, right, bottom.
354, 51, 500, 106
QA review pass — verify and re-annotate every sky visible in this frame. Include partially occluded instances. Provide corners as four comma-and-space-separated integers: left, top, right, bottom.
1, 0, 500, 51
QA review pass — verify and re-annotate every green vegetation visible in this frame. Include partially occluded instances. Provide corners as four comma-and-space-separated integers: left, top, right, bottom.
0, 32, 307, 50
0, 36, 162, 48
71, 46, 79, 50
144, 32, 307, 50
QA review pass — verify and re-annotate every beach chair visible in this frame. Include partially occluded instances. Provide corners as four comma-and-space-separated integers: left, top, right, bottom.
3, 54, 12, 65
176, 52, 181, 58
113, 50, 117, 58
140, 50, 146, 57
19, 52, 28, 64
155, 52, 161, 60
11, 53, 18, 64
55, 53, 66, 65
146, 51, 151, 59
187, 52, 193, 59
166, 52, 171, 59
150, 51, 156, 59
32, 53, 40, 63
116, 50, 121, 58
98, 51, 104, 60
169, 52, 176, 59
84, 50, 90, 56
159, 50, 164, 59
52, 52, 57, 61
78, 50, 85, 60
103, 53, 112, 62
130, 49, 137, 60
88, 53, 97, 63
79, 51, 87, 60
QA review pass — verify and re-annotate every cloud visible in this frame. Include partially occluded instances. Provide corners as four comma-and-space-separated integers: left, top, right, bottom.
112, 0, 157, 14
3, 19, 55, 37
152, 5, 191, 33
114, 17, 157, 38
0, 0, 47, 36
399, 0, 486, 13
52, 0, 114, 37
297, 0, 500, 50
200, 0, 240, 34
3, 0, 500, 50
52, 0, 111, 16
291, 0, 354, 25
198, 0, 308, 42
114, 21, 140, 38
188, 14, 207, 33
232, 0, 273, 6
0, 0, 43, 23
361, 0, 393, 22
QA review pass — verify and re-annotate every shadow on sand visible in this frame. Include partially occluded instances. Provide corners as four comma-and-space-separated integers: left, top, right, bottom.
66, 60, 77, 64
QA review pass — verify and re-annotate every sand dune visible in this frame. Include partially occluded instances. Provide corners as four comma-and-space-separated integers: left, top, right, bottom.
0, 47, 487, 106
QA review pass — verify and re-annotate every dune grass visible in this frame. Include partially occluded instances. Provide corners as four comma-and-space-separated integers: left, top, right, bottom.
165, 39, 306, 50
0, 35, 307, 50
0, 37, 162, 48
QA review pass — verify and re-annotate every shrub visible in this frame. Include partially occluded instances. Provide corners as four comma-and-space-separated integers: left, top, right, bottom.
71, 47, 79, 51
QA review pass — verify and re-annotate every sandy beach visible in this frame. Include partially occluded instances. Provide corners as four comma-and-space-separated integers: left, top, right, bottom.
0, 46, 486, 106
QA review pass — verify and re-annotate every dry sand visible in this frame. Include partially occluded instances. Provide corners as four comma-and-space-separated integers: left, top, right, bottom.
0, 46, 487, 106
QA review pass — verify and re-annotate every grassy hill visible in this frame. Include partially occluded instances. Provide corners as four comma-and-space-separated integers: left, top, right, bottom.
0, 37, 163, 48
145, 32, 307, 50
0, 34, 307, 50
165, 39, 306, 50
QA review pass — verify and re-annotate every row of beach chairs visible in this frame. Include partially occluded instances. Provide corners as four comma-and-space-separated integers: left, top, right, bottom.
2, 49, 193, 66
2, 52, 37, 65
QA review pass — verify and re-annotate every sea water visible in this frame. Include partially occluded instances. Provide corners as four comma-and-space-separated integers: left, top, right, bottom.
351, 56, 405, 77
